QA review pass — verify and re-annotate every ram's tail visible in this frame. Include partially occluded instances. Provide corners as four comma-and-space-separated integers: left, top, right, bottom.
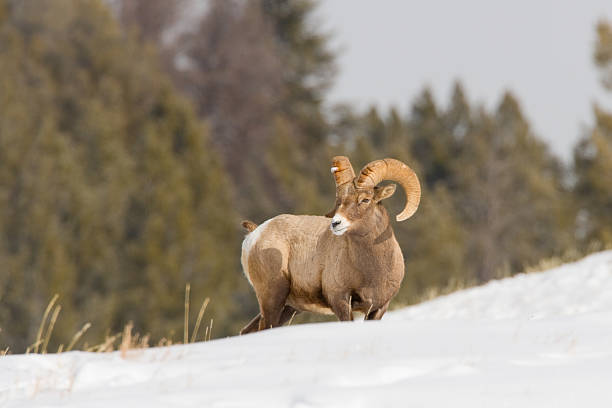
241, 220, 258, 233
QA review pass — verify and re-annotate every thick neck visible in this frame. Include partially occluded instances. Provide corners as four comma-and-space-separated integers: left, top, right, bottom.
351, 206, 391, 241
345, 207, 396, 267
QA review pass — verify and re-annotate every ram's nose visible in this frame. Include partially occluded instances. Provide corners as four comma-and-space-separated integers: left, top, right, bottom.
330, 214, 350, 236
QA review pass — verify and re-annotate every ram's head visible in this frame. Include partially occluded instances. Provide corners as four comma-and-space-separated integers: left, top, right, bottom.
327, 156, 421, 236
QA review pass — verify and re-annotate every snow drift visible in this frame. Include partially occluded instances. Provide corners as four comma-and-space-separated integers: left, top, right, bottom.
2, 251, 612, 407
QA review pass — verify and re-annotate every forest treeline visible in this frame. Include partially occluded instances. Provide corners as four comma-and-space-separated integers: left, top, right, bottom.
1, 0, 611, 352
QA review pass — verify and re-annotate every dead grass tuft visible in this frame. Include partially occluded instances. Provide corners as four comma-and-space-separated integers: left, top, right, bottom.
522, 243, 610, 274
66, 322, 92, 352
3, 283, 215, 356
30, 294, 59, 354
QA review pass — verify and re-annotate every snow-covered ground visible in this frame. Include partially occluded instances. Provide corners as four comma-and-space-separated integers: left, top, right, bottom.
2, 251, 612, 407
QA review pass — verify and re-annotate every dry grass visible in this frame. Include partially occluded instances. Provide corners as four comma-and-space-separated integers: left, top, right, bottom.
30, 294, 59, 354
66, 323, 92, 352
523, 243, 611, 274
191, 297, 210, 343
184, 283, 190, 344
2, 283, 214, 357
119, 322, 150, 358
42, 305, 61, 354
418, 276, 474, 303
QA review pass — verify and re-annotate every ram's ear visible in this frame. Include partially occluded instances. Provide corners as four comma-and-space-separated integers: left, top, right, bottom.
373, 183, 397, 203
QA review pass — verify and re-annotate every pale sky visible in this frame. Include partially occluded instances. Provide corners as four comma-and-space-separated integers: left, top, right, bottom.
318, 0, 612, 161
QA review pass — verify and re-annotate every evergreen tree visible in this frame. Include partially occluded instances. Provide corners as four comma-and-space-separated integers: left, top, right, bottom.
408, 89, 454, 187
574, 21, 612, 246
399, 185, 469, 302
444, 82, 472, 146
454, 93, 570, 281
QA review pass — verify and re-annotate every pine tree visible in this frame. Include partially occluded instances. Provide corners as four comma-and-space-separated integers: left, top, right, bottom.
398, 185, 469, 302
454, 92, 570, 281
408, 89, 455, 187
574, 21, 612, 246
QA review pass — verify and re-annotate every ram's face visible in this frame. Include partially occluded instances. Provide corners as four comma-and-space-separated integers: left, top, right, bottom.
327, 182, 396, 236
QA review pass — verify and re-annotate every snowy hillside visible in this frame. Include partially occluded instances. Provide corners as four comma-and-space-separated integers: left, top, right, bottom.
2, 251, 612, 407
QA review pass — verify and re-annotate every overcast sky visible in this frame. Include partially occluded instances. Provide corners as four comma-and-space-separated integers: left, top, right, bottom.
318, 0, 612, 161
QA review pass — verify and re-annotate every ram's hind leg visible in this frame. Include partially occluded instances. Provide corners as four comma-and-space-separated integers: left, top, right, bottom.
257, 275, 290, 330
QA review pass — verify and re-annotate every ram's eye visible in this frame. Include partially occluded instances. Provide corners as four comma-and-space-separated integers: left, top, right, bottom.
360, 198, 370, 204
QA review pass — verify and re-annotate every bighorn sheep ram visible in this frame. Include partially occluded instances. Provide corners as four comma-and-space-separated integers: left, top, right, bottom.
240, 156, 421, 334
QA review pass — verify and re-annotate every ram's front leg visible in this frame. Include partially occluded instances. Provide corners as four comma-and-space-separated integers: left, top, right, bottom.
329, 293, 354, 321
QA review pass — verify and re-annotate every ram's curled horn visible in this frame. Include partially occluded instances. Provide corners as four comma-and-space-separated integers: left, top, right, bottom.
356, 158, 421, 222
330, 156, 356, 187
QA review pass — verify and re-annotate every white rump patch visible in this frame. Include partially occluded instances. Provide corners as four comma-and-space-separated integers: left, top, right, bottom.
241, 219, 271, 285
330, 214, 350, 236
